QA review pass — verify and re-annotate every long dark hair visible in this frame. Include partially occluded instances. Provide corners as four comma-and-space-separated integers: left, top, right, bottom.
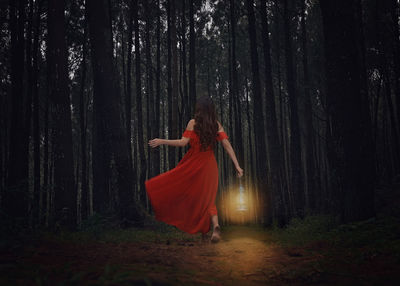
194, 96, 219, 151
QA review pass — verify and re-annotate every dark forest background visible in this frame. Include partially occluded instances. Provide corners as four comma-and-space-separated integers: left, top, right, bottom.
1, 0, 399, 232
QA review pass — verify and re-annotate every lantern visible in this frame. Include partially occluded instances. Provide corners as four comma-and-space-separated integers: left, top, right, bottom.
236, 179, 247, 212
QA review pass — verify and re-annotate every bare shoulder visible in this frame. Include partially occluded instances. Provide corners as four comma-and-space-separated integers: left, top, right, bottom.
186, 119, 195, 131
217, 120, 224, 132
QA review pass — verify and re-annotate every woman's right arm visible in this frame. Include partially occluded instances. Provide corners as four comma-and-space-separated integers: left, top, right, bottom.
148, 119, 193, 148
218, 122, 243, 177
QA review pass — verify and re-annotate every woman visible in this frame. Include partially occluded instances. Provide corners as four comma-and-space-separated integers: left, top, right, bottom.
145, 96, 243, 243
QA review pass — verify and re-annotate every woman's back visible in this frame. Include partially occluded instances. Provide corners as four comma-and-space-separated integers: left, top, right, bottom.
183, 119, 227, 152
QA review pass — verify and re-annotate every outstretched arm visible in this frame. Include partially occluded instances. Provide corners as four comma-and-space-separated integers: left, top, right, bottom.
218, 122, 243, 177
148, 119, 194, 148
149, 137, 190, 148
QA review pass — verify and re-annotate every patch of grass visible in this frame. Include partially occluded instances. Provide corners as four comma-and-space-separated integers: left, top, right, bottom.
37, 213, 201, 245
266, 214, 400, 258
98, 227, 198, 244
328, 215, 400, 256
268, 214, 339, 247
40, 227, 199, 245
1, 260, 168, 286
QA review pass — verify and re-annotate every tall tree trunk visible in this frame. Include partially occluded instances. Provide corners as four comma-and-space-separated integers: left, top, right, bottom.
87, 0, 143, 226
229, 0, 244, 178
283, 0, 305, 219
43, 63, 50, 226
4, 0, 29, 227
154, 0, 161, 176
145, 0, 154, 182
26, 0, 34, 227
355, 0, 377, 181
228, 19, 233, 148
178, 49, 184, 161
162, 92, 167, 172
382, 94, 392, 180
376, 0, 400, 174
260, 0, 286, 225
119, 9, 127, 103
91, 98, 111, 215
167, 0, 173, 169
32, 0, 43, 226
108, 0, 114, 54
189, 0, 196, 115
132, 0, 147, 206
126, 0, 137, 197
181, 0, 189, 123
300, 0, 317, 213
246, 0, 269, 224
168, 0, 178, 168
390, 0, 400, 140
48, 0, 76, 229
320, 0, 376, 222
245, 79, 255, 185
167, 0, 172, 168
126, 0, 134, 186
79, 18, 88, 221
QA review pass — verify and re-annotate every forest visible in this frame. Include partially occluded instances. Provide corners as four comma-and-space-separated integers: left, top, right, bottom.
1, 0, 400, 285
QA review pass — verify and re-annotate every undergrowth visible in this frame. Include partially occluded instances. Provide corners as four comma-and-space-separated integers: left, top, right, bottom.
267, 213, 400, 259
39, 212, 200, 245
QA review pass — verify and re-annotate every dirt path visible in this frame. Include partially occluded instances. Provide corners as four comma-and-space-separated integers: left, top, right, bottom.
171, 226, 326, 285
0, 226, 294, 285
1, 225, 399, 285
193, 226, 279, 284
112, 225, 291, 285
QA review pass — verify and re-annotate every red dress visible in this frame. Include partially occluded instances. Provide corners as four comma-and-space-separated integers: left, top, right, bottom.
145, 129, 229, 234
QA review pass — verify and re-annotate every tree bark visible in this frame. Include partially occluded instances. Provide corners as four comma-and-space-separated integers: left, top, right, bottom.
300, 0, 317, 213
132, 0, 147, 206
375, 0, 400, 174
154, 0, 161, 176
246, 0, 269, 224
390, 0, 400, 142
87, 0, 143, 225
245, 79, 255, 185
4, 0, 29, 227
32, 0, 43, 226
126, 0, 134, 187
229, 0, 244, 178
189, 0, 196, 115
126, 0, 137, 197
166, 0, 178, 169
47, 0, 76, 229
43, 60, 50, 227
320, 0, 376, 222
181, 0, 189, 124
79, 16, 88, 221
144, 0, 154, 182
260, 0, 286, 225
167, 0, 173, 169
283, 0, 305, 219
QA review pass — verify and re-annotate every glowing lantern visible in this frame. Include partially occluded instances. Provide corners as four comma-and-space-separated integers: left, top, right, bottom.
236, 179, 247, 212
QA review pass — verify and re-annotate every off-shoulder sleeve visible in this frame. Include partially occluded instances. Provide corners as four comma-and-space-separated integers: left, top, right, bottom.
216, 131, 229, 141
182, 129, 193, 138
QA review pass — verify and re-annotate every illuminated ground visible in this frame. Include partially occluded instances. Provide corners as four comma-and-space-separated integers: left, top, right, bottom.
1, 222, 399, 285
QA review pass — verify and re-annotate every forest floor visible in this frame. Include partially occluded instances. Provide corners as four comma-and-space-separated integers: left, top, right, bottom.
1, 184, 400, 285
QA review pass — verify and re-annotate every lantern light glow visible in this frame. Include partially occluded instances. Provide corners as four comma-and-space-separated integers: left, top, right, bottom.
236, 181, 248, 211
218, 179, 262, 224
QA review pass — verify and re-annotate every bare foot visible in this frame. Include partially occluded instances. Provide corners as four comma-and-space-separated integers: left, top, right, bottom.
210, 225, 221, 243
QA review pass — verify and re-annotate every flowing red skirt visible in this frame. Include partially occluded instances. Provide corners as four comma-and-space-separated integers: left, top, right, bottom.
145, 130, 228, 234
